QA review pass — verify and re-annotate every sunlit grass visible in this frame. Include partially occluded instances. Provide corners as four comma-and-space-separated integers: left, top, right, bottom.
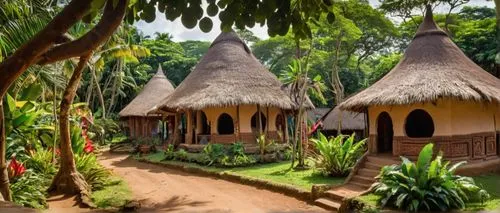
137, 152, 344, 191
91, 176, 132, 209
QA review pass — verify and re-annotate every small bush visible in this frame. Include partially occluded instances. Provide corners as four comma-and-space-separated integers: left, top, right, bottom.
203, 143, 226, 165
25, 149, 56, 177
373, 143, 490, 212
309, 133, 366, 176
10, 171, 49, 209
75, 154, 110, 190
174, 149, 188, 161
229, 142, 245, 157
164, 144, 175, 160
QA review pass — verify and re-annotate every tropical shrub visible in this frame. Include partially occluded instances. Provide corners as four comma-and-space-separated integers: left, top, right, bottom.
75, 154, 110, 190
229, 142, 245, 157
10, 171, 49, 209
164, 144, 175, 160
203, 143, 226, 165
373, 143, 490, 212
25, 149, 56, 177
309, 133, 366, 176
174, 149, 188, 161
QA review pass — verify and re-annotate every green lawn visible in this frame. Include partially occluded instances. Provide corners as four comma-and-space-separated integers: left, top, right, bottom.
137, 152, 344, 191
91, 176, 132, 209
355, 173, 500, 212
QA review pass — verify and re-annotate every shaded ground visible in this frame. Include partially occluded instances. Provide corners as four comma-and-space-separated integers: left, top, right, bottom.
99, 152, 326, 212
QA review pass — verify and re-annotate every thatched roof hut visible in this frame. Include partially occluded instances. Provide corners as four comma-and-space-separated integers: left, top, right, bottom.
320, 107, 365, 131
334, 6, 500, 172
340, 6, 500, 112
156, 31, 297, 111
119, 66, 174, 117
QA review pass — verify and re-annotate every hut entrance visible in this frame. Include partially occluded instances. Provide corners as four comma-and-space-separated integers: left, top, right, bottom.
217, 113, 234, 135
251, 112, 267, 133
200, 111, 210, 134
377, 112, 393, 153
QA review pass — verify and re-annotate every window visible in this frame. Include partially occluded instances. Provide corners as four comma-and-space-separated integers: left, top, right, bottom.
251, 112, 267, 131
405, 109, 434, 138
217, 113, 234, 135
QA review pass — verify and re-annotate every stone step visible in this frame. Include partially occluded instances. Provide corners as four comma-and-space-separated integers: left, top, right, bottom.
357, 168, 380, 178
364, 161, 383, 170
351, 175, 374, 185
366, 155, 400, 166
350, 180, 372, 189
325, 184, 365, 201
314, 198, 341, 212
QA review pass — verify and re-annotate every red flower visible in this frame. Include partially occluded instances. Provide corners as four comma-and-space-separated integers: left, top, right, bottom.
84, 137, 94, 153
8, 157, 26, 179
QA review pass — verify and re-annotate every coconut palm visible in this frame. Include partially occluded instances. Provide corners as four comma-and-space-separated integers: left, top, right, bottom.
281, 58, 326, 168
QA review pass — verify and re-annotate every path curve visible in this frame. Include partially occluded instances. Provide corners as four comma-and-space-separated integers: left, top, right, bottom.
99, 152, 326, 213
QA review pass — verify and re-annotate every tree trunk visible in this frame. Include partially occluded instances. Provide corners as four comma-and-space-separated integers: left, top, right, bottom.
49, 54, 92, 206
91, 68, 106, 119
0, 100, 12, 201
495, 0, 500, 78
332, 32, 345, 135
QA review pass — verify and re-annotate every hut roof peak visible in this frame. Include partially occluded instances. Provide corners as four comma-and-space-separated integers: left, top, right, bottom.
414, 4, 447, 38
210, 31, 251, 54
153, 30, 300, 111
338, 3, 500, 112
119, 66, 175, 117
154, 65, 166, 78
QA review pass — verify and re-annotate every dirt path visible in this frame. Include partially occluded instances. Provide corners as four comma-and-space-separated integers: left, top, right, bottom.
99, 153, 326, 212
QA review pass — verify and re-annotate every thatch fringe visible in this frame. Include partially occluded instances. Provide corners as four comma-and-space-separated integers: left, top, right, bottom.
119, 66, 174, 117
340, 6, 500, 112
156, 31, 299, 111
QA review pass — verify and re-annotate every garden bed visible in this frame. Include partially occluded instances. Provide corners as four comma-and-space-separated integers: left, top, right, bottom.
135, 152, 344, 201
352, 173, 500, 212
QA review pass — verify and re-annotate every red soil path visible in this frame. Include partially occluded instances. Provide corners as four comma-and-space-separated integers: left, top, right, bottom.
97, 153, 326, 212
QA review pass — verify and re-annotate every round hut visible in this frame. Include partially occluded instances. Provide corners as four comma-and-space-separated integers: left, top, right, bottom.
155, 31, 298, 145
339, 6, 500, 164
119, 66, 175, 140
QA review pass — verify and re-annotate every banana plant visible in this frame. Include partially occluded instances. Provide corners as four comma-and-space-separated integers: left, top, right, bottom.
373, 143, 490, 212
309, 132, 366, 176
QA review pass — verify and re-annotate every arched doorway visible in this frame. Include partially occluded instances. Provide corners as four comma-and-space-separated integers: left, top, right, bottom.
377, 112, 393, 153
217, 113, 234, 135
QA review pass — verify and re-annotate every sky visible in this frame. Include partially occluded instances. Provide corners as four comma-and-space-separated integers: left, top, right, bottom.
134, 0, 495, 42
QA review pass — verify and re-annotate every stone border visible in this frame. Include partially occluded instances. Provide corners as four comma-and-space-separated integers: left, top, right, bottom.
135, 156, 324, 202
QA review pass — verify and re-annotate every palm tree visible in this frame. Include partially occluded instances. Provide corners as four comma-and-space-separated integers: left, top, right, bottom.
0, 0, 56, 200
281, 58, 326, 168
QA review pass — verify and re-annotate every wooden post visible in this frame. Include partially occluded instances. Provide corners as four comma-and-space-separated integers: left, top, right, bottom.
266, 107, 270, 137
284, 111, 289, 143
237, 105, 241, 141
257, 105, 262, 136
173, 113, 180, 145
186, 110, 193, 144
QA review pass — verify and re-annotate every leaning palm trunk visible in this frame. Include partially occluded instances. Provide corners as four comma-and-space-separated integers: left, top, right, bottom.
91, 67, 106, 119
331, 32, 345, 135
0, 101, 11, 201
49, 54, 92, 206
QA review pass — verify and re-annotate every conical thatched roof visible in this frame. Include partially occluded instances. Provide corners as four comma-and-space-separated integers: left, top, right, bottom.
156, 31, 297, 111
340, 6, 500, 112
119, 66, 174, 117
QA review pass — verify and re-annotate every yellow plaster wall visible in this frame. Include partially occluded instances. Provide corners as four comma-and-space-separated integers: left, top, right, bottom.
199, 105, 283, 134
368, 99, 497, 137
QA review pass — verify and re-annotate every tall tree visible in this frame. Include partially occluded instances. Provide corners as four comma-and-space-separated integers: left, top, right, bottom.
48, 53, 92, 204
0, 0, 336, 200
